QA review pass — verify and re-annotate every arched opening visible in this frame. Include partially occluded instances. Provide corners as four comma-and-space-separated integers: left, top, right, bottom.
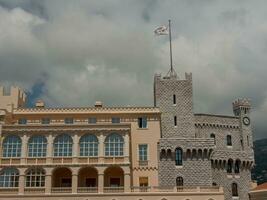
26, 168, 45, 187
79, 134, 98, 157
176, 176, 183, 191
175, 148, 183, 166
53, 134, 73, 157
210, 133, 216, 145
232, 182, 238, 197
160, 149, 166, 160
104, 166, 124, 187
167, 149, 172, 160
2, 135, 22, 158
52, 167, 72, 187
28, 135, 47, 157
186, 149, 191, 159
192, 149, 197, 159
227, 159, 233, 173
0, 167, 19, 187
198, 149, 202, 159
78, 167, 98, 188
234, 159, 241, 174
105, 133, 124, 156
226, 135, 232, 146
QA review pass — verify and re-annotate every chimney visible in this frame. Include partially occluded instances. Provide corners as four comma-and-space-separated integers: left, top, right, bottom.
95, 101, 103, 108
35, 100, 45, 108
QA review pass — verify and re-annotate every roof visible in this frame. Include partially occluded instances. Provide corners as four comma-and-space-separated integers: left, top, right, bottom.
253, 183, 267, 191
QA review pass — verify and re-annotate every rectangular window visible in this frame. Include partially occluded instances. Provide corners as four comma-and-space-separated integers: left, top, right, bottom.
88, 117, 97, 124
139, 177, 148, 187
139, 144, 148, 161
173, 94, 176, 104
18, 118, 27, 124
41, 118, 50, 124
174, 116, 177, 126
138, 117, 147, 128
64, 118, 74, 124
112, 117, 120, 123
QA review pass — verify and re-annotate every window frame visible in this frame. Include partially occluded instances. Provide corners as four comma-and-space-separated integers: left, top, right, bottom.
28, 135, 47, 157
2, 135, 22, 158
0, 168, 19, 187
25, 168, 45, 187
41, 118, 50, 125
111, 117, 120, 124
138, 117, 147, 128
104, 133, 124, 156
138, 144, 148, 161
175, 148, 183, 166
53, 134, 73, 157
79, 134, 98, 157
64, 118, 74, 124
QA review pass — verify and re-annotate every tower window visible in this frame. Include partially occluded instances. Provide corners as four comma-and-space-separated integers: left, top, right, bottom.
174, 116, 177, 126
175, 148, 183, 166
227, 159, 233, 173
176, 176, 183, 186
64, 118, 73, 124
226, 135, 232, 146
232, 183, 238, 197
173, 94, 176, 104
210, 133, 216, 145
247, 135, 249, 146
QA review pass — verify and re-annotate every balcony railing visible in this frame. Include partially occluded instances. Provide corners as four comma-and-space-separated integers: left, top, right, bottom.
0, 186, 222, 195
103, 187, 124, 193
51, 187, 72, 193
24, 187, 45, 194
77, 187, 98, 193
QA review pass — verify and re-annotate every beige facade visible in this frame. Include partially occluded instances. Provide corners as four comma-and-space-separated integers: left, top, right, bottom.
0, 86, 224, 199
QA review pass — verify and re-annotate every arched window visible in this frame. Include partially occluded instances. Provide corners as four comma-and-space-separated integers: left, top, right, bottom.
226, 135, 232, 146
26, 168, 45, 187
28, 136, 47, 157
210, 133, 216, 145
227, 159, 233, 173
0, 168, 19, 187
105, 133, 124, 156
53, 134, 73, 157
2, 135, 22, 157
176, 176, 183, 186
234, 160, 240, 174
80, 134, 98, 156
232, 183, 238, 197
175, 148, 183, 166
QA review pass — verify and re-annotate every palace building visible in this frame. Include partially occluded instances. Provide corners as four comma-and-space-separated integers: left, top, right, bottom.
0, 68, 254, 200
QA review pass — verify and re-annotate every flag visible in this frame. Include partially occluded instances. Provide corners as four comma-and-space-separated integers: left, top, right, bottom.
154, 25, 169, 35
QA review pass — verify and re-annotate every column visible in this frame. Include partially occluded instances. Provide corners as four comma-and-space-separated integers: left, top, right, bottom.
72, 134, 79, 163
98, 134, 104, 163
18, 175, 25, 194
124, 173, 131, 192
98, 167, 105, 193
124, 134, 129, 162
46, 134, 53, 163
21, 134, 28, 164
45, 170, 52, 194
18, 168, 26, 195
72, 174, 78, 193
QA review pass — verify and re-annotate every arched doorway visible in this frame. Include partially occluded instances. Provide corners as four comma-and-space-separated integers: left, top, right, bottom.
52, 167, 72, 187
78, 167, 98, 187
104, 166, 124, 187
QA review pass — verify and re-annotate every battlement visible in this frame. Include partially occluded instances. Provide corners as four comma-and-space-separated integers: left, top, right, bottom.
0, 86, 27, 110
232, 98, 251, 116
154, 72, 192, 81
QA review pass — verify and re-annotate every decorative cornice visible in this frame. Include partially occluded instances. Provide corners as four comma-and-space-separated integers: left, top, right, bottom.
13, 106, 161, 115
2, 124, 131, 133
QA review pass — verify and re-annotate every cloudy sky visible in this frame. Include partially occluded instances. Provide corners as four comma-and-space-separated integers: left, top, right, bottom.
0, 0, 267, 139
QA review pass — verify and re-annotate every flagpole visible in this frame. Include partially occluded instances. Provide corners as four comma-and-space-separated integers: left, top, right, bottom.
168, 19, 173, 73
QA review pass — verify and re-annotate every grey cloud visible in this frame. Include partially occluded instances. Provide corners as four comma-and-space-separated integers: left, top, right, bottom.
0, 0, 267, 139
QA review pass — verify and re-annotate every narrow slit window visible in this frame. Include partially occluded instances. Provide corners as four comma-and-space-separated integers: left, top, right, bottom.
174, 116, 177, 126
173, 94, 176, 104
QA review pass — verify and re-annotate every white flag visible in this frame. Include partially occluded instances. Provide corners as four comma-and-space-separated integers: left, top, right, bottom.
154, 25, 169, 35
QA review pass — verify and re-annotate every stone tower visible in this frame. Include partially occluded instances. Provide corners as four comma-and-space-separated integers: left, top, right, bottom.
155, 72, 215, 187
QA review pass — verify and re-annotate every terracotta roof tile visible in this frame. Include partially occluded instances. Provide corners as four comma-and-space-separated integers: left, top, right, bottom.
253, 183, 267, 191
